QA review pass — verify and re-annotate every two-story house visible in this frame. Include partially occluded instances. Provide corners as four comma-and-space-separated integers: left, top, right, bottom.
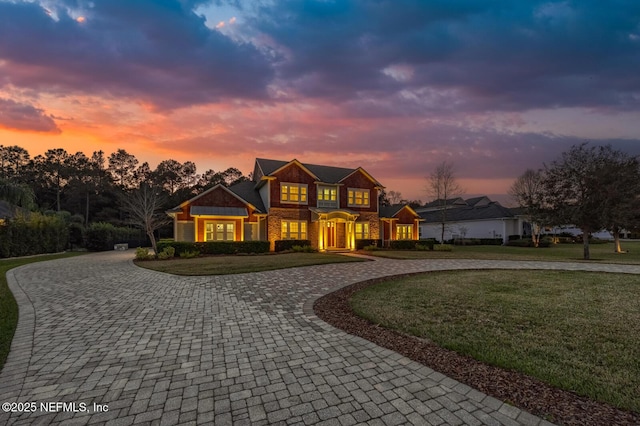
166, 158, 420, 250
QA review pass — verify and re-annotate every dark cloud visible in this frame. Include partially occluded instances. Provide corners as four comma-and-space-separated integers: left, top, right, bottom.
247, 0, 640, 112
0, 98, 61, 133
2, 0, 640, 124
0, 0, 273, 109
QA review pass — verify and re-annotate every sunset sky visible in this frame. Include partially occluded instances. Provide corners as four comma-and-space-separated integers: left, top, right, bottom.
1, 0, 639, 202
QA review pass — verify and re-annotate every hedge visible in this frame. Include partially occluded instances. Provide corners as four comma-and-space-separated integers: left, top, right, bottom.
85, 223, 147, 251
355, 239, 382, 250
156, 240, 270, 256
389, 240, 421, 250
0, 212, 69, 258
274, 240, 312, 252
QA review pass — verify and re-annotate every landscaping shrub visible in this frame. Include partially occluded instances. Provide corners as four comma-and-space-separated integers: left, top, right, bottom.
135, 247, 151, 260
451, 238, 481, 245
291, 245, 317, 253
389, 240, 419, 250
363, 244, 379, 251
179, 250, 200, 258
275, 240, 312, 252
415, 243, 432, 251
157, 240, 270, 256
356, 239, 381, 250
434, 244, 453, 252
508, 234, 521, 241
479, 238, 503, 245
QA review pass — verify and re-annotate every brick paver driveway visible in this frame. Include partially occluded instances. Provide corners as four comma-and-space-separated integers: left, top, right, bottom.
2, 251, 639, 425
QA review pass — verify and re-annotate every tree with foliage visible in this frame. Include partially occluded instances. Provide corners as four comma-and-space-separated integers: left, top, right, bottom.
543, 143, 640, 259
198, 167, 247, 189
596, 149, 640, 253
509, 169, 545, 247
0, 178, 35, 209
33, 148, 70, 211
119, 184, 171, 257
0, 145, 30, 181
427, 161, 464, 243
108, 149, 139, 189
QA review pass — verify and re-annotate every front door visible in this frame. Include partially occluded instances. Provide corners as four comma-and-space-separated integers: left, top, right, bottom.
326, 221, 336, 248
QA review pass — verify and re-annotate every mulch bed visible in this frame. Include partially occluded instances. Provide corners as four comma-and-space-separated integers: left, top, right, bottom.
313, 276, 639, 426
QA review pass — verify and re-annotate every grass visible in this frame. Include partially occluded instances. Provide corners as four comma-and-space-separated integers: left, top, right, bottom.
136, 252, 365, 275
0, 252, 84, 372
365, 241, 640, 264
350, 270, 640, 413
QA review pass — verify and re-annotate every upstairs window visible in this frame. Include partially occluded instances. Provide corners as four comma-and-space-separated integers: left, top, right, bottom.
348, 188, 370, 207
281, 183, 308, 204
317, 185, 338, 208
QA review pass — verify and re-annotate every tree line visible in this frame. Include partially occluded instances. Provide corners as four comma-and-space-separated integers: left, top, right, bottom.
509, 143, 640, 259
0, 145, 250, 226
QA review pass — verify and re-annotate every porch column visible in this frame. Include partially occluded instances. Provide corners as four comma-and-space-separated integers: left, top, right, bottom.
319, 220, 326, 251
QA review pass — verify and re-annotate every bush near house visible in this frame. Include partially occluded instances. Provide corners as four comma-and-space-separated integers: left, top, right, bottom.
156, 241, 270, 256
0, 212, 68, 258
389, 240, 420, 250
274, 240, 312, 252
355, 239, 382, 250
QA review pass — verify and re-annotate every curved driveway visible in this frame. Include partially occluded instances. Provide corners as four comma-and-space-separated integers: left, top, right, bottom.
1, 251, 639, 425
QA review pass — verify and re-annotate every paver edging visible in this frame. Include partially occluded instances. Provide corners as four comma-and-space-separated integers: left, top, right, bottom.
0, 266, 36, 402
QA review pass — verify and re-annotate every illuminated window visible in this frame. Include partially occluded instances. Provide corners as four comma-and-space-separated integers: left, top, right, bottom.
281, 183, 308, 204
317, 185, 338, 208
281, 220, 307, 239
396, 224, 413, 240
347, 188, 370, 207
205, 222, 234, 241
355, 222, 369, 239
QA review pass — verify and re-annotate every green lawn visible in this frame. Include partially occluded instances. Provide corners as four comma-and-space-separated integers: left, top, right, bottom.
136, 252, 365, 275
350, 270, 640, 412
365, 241, 640, 263
0, 252, 84, 372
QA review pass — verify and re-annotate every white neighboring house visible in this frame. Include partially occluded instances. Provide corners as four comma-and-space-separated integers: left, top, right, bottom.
417, 196, 525, 244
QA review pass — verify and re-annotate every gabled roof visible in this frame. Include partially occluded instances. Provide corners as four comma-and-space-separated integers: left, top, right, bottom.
419, 197, 467, 210
167, 182, 265, 215
465, 196, 491, 207
379, 204, 420, 218
254, 158, 380, 186
419, 201, 515, 223
227, 180, 266, 213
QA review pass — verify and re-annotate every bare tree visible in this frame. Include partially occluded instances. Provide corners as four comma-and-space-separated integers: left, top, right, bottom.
387, 190, 403, 205
427, 161, 464, 243
119, 184, 171, 257
509, 169, 545, 247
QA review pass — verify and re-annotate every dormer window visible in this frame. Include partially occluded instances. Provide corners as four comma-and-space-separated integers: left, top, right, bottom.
281, 183, 307, 204
317, 185, 338, 208
348, 188, 370, 207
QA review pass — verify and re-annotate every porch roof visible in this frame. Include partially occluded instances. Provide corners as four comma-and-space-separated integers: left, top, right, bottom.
309, 207, 360, 221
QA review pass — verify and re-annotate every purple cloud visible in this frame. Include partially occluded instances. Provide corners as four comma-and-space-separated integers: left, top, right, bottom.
0, 98, 61, 133
0, 0, 273, 109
